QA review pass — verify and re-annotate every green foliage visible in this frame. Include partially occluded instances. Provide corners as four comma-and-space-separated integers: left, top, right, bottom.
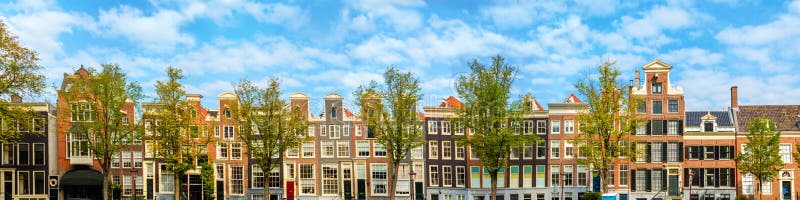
735, 117, 783, 199
0, 20, 46, 143
580, 192, 602, 200
233, 78, 308, 200
353, 67, 425, 198
573, 61, 642, 193
200, 163, 215, 200
450, 55, 539, 200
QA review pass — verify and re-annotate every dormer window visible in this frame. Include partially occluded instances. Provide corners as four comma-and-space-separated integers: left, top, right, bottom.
652, 83, 663, 94
703, 121, 714, 132
331, 106, 337, 118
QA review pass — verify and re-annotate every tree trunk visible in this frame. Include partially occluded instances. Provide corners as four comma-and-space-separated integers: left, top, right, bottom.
103, 172, 110, 200
174, 172, 181, 200
265, 184, 271, 200
756, 179, 761, 200
490, 171, 498, 200
600, 166, 609, 193
388, 162, 398, 200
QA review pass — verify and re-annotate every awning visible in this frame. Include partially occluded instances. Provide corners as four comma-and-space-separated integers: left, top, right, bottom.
61, 169, 103, 186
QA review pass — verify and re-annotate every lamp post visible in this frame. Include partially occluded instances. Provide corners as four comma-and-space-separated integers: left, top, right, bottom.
688, 171, 694, 200
132, 168, 138, 200
410, 166, 417, 200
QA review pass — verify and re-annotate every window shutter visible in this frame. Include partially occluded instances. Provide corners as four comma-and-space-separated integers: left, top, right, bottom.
699, 168, 705, 187
678, 143, 684, 161
714, 146, 720, 160
645, 169, 652, 192
683, 168, 689, 187
679, 120, 684, 135
729, 168, 735, 187
715, 168, 720, 187
662, 142, 668, 162
662, 120, 667, 135
661, 169, 667, 191
646, 144, 652, 163
647, 121, 651, 135
699, 146, 705, 160
631, 169, 637, 192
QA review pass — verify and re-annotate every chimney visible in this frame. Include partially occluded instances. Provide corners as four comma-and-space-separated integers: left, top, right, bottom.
635, 69, 641, 88
10, 94, 22, 103
731, 86, 738, 108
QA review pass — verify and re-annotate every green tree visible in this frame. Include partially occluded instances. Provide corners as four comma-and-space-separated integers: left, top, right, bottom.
573, 61, 642, 193
0, 19, 46, 142
150, 67, 197, 200
354, 67, 425, 199
736, 117, 782, 200
232, 78, 308, 200
451, 55, 539, 200
59, 64, 144, 200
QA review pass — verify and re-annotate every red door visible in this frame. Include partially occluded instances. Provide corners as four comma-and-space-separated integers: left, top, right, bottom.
286, 181, 295, 200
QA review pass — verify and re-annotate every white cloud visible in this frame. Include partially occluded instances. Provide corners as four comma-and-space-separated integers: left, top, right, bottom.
243, 2, 310, 29
716, 15, 800, 46
660, 47, 723, 67
345, 0, 426, 32
619, 6, 695, 39
2, 1, 91, 67
96, 5, 195, 51
573, 0, 620, 16
480, 0, 566, 29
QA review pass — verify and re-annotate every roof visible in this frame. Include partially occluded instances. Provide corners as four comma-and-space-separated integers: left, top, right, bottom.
685, 111, 733, 126
439, 96, 462, 108
736, 105, 800, 132
565, 93, 581, 103
324, 93, 343, 99
344, 108, 356, 118
642, 59, 672, 71
418, 113, 425, 120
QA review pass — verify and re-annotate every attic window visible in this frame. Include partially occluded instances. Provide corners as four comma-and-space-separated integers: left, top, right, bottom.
703, 121, 714, 132
331, 106, 337, 118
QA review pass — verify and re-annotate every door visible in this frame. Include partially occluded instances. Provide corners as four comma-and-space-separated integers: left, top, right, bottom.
146, 179, 153, 200
2, 171, 12, 200
187, 175, 202, 200
216, 181, 224, 200
343, 180, 352, 200
415, 182, 424, 200
668, 175, 679, 196
286, 181, 294, 200
782, 181, 792, 200
357, 179, 366, 200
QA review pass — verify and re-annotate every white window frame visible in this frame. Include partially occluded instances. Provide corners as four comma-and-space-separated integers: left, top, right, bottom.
564, 120, 574, 134
429, 141, 439, 159
551, 120, 561, 134
428, 121, 439, 134
442, 141, 452, 160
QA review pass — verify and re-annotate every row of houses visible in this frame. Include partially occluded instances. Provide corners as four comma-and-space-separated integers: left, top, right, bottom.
1, 60, 799, 200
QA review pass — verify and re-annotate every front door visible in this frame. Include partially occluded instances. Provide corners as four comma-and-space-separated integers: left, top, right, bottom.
216, 181, 224, 200
415, 182, 424, 200
343, 180, 352, 200
357, 179, 366, 200
286, 181, 294, 200
668, 175, 679, 196
2, 171, 13, 200
782, 181, 792, 200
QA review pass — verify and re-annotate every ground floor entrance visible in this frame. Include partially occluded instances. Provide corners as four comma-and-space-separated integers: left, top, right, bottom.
60, 168, 103, 200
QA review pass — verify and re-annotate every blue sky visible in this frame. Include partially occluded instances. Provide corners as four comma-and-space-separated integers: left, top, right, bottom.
2, 0, 799, 113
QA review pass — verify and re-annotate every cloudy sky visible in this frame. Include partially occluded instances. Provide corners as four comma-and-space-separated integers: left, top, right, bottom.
2, 0, 799, 113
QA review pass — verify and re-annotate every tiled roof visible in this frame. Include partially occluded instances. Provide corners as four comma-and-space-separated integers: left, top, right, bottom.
344, 108, 356, 118
565, 93, 582, 103
736, 105, 800, 132
685, 111, 733, 126
439, 96, 462, 108
418, 113, 425, 120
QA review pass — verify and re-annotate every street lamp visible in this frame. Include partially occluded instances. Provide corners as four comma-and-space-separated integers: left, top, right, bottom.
688, 171, 694, 200
409, 166, 417, 200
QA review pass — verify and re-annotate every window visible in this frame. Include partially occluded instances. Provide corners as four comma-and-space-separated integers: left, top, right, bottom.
455, 123, 465, 135
470, 147, 479, 160
1, 144, 12, 165
537, 120, 547, 135
300, 164, 315, 195
523, 143, 534, 159
230, 165, 243, 194
319, 125, 326, 136
577, 165, 587, 186
704, 146, 715, 160
17, 171, 29, 195
456, 166, 466, 187
123, 175, 132, 196
134, 151, 142, 168
703, 121, 714, 132
551, 120, 560, 134
688, 146, 699, 160
667, 143, 679, 162
329, 125, 340, 139
510, 166, 519, 188
213, 125, 219, 137
122, 151, 131, 168
651, 142, 662, 163
523, 166, 533, 188
720, 146, 732, 159
231, 143, 242, 160
355, 125, 361, 136
321, 141, 335, 158
635, 170, 646, 191
161, 165, 174, 192
564, 120, 574, 133
374, 143, 386, 157
619, 164, 628, 186
443, 166, 453, 186
455, 142, 465, 160
668, 100, 678, 112
762, 180, 772, 194
223, 126, 235, 139
32, 118, 44, 133
218, 143, 229, 159
428, 121, 439, 134
743, 173, 753, 194
322, 164, 339, 195
536, 166, 546, 187
429, 141, 439, 159
652, 100, 662, 114
17, 143, 28, 165
550, 140, 560, 159
372, 164, 388, 194
689, 168, 700, 186
442, 141, 452, 160
565, 141, 574, 159
564, 165, 573, 186
302, 142, 315, 158
343, 125, 350, 136
781, 144, 792, 163
652, 83, 662, 94
652, 120, 664, 135
551, 165, 560, 186
252, 165, 265, 188
637, 101, 646, 113
704, 168, 715, 186
430, 165, 440, 186
536, 141, 546, 159
357, 141, 370, 157
607, 164, 614, 186
70, 102, 94, 122
636, 124, 647, 135
285, 163, 295, 179
667, 121, 678, 135
442, 121, 451, 135
635, 144, 647, 162
33, 171, 45, 194
470, 166, 481, 188
308, 125, 315, 136
720, 168, 732, 187
337, 141, 350, 157
525, 120, 534, 134
652, 170, 662, 190
69, 132, 90, 157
